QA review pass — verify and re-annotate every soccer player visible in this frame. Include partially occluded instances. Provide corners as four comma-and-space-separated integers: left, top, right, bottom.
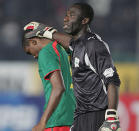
22, 22, 75, 131
36, 2, 121, 131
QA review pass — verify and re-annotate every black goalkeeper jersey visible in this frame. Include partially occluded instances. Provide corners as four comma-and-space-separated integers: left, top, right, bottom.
69, 32, 120, 118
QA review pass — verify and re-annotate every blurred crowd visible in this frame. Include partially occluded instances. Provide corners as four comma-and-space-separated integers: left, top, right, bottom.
0, 0, 137, 62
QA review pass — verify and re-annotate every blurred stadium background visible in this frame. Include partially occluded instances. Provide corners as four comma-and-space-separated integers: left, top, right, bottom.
0, 0, 138, 131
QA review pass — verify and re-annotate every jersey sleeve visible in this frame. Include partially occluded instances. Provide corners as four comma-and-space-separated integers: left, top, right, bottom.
86, 39, 121, 88
38, 49, 61, 80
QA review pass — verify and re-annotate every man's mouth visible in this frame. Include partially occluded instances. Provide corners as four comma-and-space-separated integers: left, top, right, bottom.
34, 55, 38, 59
63, 23, 71, 29
63, 24, 68, 29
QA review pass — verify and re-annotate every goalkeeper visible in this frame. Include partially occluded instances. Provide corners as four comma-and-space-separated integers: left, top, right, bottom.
22, 22, 75, 131
36, 2, 122, 131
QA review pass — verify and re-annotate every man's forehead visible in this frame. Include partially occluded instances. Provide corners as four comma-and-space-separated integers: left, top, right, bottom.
26, 37, 36, 42
23, 38, 32, 47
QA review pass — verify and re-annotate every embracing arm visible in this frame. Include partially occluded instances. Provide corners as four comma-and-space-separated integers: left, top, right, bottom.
53, 32, 72, 49
37, 26, 72, 49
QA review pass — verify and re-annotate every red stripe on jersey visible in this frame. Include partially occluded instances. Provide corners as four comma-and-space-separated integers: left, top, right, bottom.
52, 41, 60, 65
44, 69, 60, 80
44, 126, 70, 131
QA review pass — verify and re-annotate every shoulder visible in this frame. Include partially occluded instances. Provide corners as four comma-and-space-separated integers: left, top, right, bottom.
84, 33, 101, 51
85, 33, 110, 55
38, 43, 57, 60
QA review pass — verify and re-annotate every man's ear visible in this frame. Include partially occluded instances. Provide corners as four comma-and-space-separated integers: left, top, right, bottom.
82, 18, 90, 25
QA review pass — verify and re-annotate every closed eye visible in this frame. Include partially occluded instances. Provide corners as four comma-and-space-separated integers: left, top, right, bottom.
26, 52, 31, 55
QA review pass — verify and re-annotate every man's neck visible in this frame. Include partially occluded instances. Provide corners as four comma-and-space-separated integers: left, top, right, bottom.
40, 38, 53, 48
73, 25, 91, 40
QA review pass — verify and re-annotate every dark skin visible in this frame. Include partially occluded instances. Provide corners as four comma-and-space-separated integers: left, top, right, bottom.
32, 70, 65, 131
53, 5, 90, 50
52, 5, 119, 110
24, 38, 65, 131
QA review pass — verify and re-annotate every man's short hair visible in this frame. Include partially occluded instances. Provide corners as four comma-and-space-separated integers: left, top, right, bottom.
73, 3, 94, 24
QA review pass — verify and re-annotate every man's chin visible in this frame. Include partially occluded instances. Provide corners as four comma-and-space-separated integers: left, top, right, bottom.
64, 30, 72, 35
63, 28, 72, 34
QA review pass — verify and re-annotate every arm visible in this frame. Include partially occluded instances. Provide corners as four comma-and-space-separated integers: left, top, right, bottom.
32, 70, 65, 131
99, 84, 121, 131
37, 26, 73, 49
107, 83, 119, 109
24, 22, 73, 49
53, 32, 72, 49
86, 39, 120, 110
41, 70, 65, 123
93, 40, 120, 110
89, 39, 121, 130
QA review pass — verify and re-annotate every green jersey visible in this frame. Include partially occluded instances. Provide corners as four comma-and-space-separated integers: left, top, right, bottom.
38, 41, 75, 128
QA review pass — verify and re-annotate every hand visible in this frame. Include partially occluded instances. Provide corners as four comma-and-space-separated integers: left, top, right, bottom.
32, 121, 46, 131
24, 21, 57, 39
99, 109, 121, 131
37, 26, 57, 39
